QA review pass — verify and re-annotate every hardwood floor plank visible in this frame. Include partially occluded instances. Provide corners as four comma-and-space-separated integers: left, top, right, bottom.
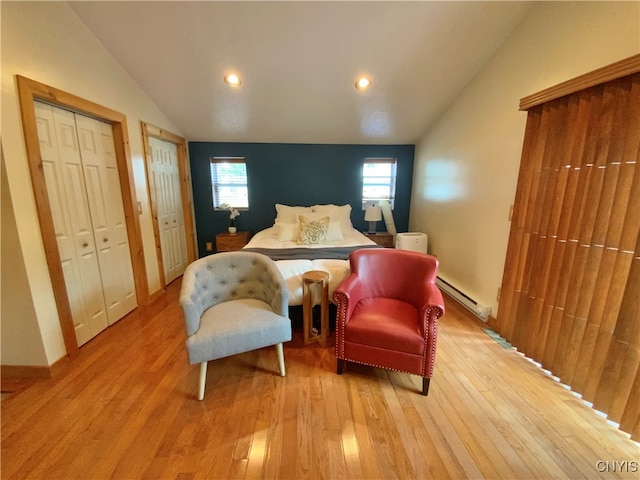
450, 370, 534, 478
347, 379, 383, 479
2, 282, 638, 479
380, 377, 438, 479
421, 383, 485, 479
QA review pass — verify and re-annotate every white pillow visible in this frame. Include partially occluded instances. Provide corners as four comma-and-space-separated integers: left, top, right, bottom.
313, 204, 353, 234
275, 222, 299, 242
275, 204, 313, 224
326, 221, 343, 242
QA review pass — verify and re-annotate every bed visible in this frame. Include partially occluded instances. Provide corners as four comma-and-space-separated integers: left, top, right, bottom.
242, 203, 381, 306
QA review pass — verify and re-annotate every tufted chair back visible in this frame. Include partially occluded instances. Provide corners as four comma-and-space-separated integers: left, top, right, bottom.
180, 251, 288, 337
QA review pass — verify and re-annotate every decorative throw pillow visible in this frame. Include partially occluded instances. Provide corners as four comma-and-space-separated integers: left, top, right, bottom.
297, 215, 330, 245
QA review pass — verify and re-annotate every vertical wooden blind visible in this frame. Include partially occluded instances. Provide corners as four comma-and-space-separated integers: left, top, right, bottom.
497, 68, 640, 441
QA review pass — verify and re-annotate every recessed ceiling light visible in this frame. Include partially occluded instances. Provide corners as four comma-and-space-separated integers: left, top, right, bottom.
224, 74, 241, 87
355, 77, 372, 90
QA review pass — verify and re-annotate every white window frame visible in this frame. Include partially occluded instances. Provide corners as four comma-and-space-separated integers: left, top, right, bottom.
210, 157, 249, 209
362, 158, 397, 209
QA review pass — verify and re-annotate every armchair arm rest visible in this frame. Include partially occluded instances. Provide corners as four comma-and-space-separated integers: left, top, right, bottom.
179, 274, 205, 337
333, 273, 367, 322
419, 282, 445, 335
418, 282, 445, 378
333, 273, 367, 359
263, 261, 289, 316
425, 282, 445, 312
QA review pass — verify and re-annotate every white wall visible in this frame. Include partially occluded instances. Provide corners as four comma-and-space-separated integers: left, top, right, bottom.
1, 2, 183, 366
410, 1, 640, 317
1, 158, 49, 366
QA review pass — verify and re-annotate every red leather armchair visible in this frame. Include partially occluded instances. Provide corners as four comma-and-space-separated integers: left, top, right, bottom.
333, 248, 445, 395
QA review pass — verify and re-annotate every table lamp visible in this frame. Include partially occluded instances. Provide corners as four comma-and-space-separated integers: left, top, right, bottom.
364, 205, 382, 234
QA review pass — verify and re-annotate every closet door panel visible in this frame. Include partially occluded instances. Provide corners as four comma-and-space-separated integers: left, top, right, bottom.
37, 102, 108, 345
35, 101, 138, 343
99, 121, 137, 316
168, 145, 187, 279
156, 166, 175, 283
149, 137, 187, 285
52, 107, 110, 341
75, 115, 136, 324
41, 159, 92, 347
152, 137, 176, 283
74, 117, 119, 321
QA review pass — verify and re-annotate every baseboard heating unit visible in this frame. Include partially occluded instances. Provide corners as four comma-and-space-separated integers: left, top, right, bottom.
436, 276, 491, 322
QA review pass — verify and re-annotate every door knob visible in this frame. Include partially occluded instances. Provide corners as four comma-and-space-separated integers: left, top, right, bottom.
82, 242, 89, 248
103, 238, 108, 242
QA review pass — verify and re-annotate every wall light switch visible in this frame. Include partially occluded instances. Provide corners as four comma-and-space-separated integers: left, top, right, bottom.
205, 242, 213, 252
137, 201, 142, 214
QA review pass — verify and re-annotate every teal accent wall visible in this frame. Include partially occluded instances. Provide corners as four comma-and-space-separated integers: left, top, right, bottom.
188, 142, 415, 256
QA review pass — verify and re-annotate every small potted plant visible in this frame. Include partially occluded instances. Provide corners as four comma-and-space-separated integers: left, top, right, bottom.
220, 203, 240, 233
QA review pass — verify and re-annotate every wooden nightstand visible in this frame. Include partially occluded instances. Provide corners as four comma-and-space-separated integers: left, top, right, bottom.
364, 232, 394, 248
216, 231, 250, 252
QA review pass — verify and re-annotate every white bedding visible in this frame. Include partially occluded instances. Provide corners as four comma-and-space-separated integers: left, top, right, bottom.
243, 226, 376, 306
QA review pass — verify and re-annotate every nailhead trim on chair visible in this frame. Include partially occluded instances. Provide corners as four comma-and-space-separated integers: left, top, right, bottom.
339, 356, 426, 377
334, 292, 348, 359
421, 306, 443, 378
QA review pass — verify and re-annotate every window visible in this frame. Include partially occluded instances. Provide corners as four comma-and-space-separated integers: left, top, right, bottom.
210, 157, 249, 209
362, 158, 397, 209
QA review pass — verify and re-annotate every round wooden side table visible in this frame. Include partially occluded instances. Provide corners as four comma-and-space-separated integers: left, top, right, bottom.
302, 270, 330, 346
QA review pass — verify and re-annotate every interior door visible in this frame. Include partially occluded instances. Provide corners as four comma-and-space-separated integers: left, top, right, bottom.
149, 136, 188, 284
75, 114, 137, 324
35, 102, 109, 345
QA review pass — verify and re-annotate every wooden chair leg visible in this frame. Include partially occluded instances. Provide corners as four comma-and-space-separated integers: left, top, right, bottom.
198, 362, 208, 401
337, 358, 345, 374
422, 377, 430, 396
276, 343, 286, 376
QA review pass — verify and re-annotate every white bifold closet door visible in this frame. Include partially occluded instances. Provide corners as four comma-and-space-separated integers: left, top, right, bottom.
35, 101, 137, 346
148, 136, 187, 284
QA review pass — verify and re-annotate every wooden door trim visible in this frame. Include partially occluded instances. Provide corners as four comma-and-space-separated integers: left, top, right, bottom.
520, 54, 640, 110
141, 122, 196, 291
15, 75, 150, 358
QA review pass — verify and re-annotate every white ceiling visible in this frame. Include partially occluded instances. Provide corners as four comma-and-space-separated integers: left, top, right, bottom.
68, 1, 532, 144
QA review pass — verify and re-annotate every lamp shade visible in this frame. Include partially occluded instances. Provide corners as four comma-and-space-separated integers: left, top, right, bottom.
364, 205, 382, 222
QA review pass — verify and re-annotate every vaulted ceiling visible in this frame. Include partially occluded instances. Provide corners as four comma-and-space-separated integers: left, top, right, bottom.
69, 1, 532, 144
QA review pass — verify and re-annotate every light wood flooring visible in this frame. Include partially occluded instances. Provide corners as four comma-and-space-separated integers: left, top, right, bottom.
2, 279, 638, 479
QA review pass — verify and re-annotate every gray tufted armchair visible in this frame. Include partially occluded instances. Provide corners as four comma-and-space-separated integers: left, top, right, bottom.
179, 251, 292, 400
